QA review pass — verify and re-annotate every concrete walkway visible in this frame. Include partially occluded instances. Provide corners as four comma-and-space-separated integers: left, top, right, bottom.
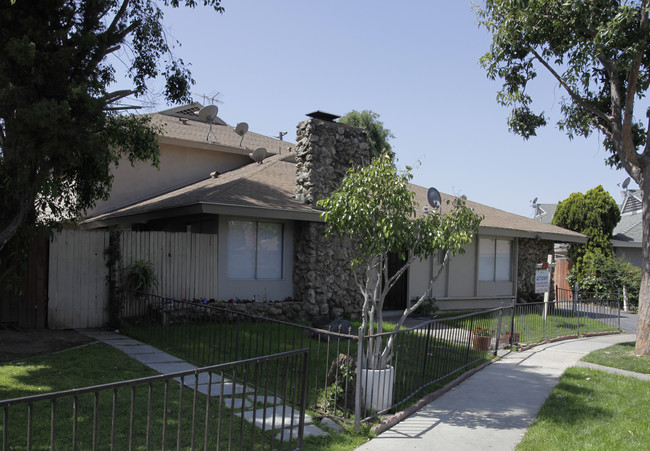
355, 333, 637, 451
78, 329, 328, 440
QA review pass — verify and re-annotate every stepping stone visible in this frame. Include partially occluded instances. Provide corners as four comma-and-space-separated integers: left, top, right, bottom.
174, 372, 222, 386
221, 397, 252, 410
147, 362, 196, 374
111, 344, 160, 355
275, 424, 328, 441
238, 406, 312, 429
134, 352, 185, 364
247, 394, 284, 405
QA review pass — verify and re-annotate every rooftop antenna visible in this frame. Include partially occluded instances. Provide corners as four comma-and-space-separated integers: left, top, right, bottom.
235, 122, 249, 147
198, 105, 219, 142
191, 92, 222, 105
250, 147, 267, 164
426, 187, 442, 214
275, 131, 287, 141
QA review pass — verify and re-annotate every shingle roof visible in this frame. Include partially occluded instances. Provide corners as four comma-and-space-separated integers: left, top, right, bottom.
83, 157, 586, 243
613, 212, 643, 243
150, 105, 295, 156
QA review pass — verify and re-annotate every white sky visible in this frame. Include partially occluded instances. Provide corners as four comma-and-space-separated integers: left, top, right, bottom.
113, 0, 640, 218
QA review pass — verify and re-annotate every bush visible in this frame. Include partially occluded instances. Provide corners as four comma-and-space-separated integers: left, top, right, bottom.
124, 259, 158, 293
568, 250, 641, 309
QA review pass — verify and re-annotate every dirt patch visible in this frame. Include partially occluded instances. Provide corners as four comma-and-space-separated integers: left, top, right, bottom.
0, 327, 96, 363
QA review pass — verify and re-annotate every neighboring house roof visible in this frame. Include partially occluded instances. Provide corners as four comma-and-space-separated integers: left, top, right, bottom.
152, 103, 295, 156
534, 203, 557, 224
620, 189, 642, 215
82, 156, 587, 243
612, 211, 643, 248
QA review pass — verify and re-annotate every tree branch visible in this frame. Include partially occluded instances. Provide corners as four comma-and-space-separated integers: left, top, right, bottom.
529, 47, 613, 126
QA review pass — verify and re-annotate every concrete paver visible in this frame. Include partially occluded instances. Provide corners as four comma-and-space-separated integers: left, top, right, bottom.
355, 333, 636, 451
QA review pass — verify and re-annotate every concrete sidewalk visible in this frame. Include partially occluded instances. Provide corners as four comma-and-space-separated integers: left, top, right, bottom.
355, 333, 636, 451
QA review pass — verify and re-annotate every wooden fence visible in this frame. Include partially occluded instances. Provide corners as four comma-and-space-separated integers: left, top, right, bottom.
48, 230, 218, 329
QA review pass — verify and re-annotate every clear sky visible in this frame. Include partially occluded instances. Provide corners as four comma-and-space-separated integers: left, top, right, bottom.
115, 0, 639, 218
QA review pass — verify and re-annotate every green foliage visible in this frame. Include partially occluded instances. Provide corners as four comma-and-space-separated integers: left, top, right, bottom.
317, 153, 482, 368
0, 0, 223, 269
477, 0, 650, 159
124, 259, 158, 293
568, 249, 642, 308
339, 110, 395, 159
552, 185, 620, 271
412, 297, 439, 317
318, 153, 481, 268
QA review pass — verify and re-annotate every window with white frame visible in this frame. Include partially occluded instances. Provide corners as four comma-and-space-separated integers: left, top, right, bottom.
478, 238, 512, 282
227, 220, 283, 279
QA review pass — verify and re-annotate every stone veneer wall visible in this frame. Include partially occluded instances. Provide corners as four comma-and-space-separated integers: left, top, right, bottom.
517, 238, 555, 302
293, 118, 371, 319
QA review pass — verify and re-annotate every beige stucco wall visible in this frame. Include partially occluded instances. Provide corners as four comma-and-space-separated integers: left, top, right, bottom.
406, 237, 517, 311
88, 142, 250, 216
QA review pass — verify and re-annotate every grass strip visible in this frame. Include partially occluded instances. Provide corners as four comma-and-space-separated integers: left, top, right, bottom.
581, 341, 650, 375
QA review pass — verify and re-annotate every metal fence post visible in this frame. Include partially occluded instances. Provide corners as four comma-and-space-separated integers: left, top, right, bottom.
494, 308, 503, 355
510, 298, 516, 341
617, 289, 621, 330
355, 326, 364, 432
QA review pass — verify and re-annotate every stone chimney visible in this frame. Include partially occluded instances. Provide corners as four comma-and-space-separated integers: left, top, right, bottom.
293, 112, 371, 320
294, 112, 371, 206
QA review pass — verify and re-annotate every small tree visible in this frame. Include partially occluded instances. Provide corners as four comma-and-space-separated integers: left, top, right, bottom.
317, 154, 482, 369
339, 110, 395, 160
552, 185, 621, 277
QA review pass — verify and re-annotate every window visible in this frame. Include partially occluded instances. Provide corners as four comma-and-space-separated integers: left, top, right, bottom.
479, 238, 512, 282
227, 220, 283, 279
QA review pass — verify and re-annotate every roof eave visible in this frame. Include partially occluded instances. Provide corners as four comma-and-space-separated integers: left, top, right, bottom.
159, 136, 264, 156
479, 226, 588, 244
81, 202, 323, 229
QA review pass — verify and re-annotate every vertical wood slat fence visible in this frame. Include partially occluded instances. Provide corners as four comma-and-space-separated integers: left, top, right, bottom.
47, 230, 218, 329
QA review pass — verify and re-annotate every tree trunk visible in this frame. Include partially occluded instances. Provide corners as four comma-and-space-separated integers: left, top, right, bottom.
635, 177, 650, 355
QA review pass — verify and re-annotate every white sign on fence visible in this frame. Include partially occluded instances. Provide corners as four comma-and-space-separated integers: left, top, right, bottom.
535, 269, 550, 294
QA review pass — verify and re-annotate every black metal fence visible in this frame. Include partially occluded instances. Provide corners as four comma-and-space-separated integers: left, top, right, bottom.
118, 290, 620, 428
120, 294, 516, 426
513, 288, 621, 344
0, 349, 309, 451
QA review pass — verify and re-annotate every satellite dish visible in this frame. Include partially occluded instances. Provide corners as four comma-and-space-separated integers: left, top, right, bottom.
427, 187, 442, 211
622, 177, 631, 190
249, 147, 267, 164
198, 105, 219, 124
235, 122, 249, 147
235, 122, 249, 136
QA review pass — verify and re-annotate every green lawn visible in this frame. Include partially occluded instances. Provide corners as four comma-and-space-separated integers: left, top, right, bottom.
581, 341, 650, 374
0, 343, 309, 450
517, 343, 650, 450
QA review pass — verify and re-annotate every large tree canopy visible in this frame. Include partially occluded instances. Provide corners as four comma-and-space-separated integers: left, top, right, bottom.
0, 0, 222, 281
477, 0, 650, 355
339, 110, 395, 160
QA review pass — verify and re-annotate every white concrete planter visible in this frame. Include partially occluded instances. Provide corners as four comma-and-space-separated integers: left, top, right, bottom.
359, 366, 394, 412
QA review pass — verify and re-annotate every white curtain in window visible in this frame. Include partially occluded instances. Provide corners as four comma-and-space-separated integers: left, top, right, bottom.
256, 222, 283, 279
495, 239, 511, 281
227, 220, 256, 279
479, 238, 496, 282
